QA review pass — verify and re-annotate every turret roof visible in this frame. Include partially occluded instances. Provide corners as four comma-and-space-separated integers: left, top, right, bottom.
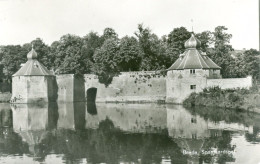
13, 48, 53, 76
168, 34, 221, 70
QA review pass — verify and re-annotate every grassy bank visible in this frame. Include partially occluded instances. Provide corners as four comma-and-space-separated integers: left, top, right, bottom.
0, 92, 11, 102
183, 86, 260, 112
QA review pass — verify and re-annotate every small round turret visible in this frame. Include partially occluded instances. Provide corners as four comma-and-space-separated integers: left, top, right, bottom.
184, 33, 201, 49
27, 48, 38, 59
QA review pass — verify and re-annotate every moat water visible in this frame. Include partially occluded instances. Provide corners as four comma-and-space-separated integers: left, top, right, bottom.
0, 102, 260, 164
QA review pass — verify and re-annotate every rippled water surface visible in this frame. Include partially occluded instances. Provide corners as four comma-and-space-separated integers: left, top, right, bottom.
0, 103, 260, 164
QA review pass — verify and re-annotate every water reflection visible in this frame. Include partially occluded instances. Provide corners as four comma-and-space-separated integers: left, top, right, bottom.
85, 103, 167, 133
0, 102, 259, 163
0, 103, 29, 155
57, 102, 85, 130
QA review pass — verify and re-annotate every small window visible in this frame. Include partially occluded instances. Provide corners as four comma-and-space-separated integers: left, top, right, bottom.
191, 117, 197, 123
192, 134, 197, 139
190, 69, 195, 74
190, 85, 196, 90
33, 63, 38, 68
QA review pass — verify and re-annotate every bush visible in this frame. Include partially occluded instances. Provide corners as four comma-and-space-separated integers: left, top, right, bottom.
228, 93, 241, 102
183, 92, 197, 107
183, 86, 251, 110
249, 83, 259, 93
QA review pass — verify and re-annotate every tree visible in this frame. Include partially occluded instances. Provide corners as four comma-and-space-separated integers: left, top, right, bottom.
195, 31, 213, 52
0, 46, 5, 82
243, 49, 260, 81
82, 32, 104, 62
102, 28, 118, 41
210, 26, 234, 78
135, 24, 166, 71
115, 36, 143, 71
23, 38, 51, 69
166, 27, 191, 64
92, 38, 120, 86
81, 32, 104, 73
0, 45, 27, 81
167, 27, 191, 50
52, 34, 88, 76
231, 55, 247, 78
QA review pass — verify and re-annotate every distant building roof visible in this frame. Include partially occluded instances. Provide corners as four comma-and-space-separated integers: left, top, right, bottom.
13, 48, 53, 76
230, 49, 246, 58
168, 34, 221, 70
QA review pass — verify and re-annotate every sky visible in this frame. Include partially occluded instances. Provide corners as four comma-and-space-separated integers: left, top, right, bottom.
0, 0, 258, 50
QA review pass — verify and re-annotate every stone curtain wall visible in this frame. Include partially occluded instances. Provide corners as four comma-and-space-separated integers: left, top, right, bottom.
10, 72, 252, 104
84, 71, 166, 103
73, 77, 85, 102
207, 76, 252, 89
56, 74, 74, 102
56, 74, 86, 102
47, 76, 58, 102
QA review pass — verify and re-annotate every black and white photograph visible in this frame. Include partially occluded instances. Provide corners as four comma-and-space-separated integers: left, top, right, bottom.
0, 0, 259, 163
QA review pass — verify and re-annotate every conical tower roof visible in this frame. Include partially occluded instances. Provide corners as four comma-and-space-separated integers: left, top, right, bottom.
168, 34, 221, 70
13, 48, 53, 76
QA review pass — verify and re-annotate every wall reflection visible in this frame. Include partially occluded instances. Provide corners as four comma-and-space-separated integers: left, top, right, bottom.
0, 103, 29, 155
85, 103, 167, 133
57, 102, 85, 130
0, 102, 259, 163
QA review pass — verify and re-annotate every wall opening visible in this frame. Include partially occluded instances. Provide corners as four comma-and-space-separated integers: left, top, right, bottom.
87, 88, 97, 102
190, 85, 196, 90
87, 102, 97, 115
190, 69, 195, 74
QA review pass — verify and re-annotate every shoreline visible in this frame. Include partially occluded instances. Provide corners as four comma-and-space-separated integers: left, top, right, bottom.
3, 90, 260, 114
183, 87, 260, 113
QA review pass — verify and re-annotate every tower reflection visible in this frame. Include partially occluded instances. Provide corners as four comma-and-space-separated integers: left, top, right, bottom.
167, 105, 253, 164
0, 102, 258, 163
0, 103, 29, 155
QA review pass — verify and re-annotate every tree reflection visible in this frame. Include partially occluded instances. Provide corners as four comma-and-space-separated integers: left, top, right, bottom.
52, 118, 187, 164
186, 106, 254, 125
0, 106, 29, 155
166, 105, 249, 164
1, 103, 259, 163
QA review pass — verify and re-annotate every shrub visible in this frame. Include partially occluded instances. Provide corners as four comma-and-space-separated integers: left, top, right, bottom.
228, 93, 241, 102
183, 92, 197, 107
184, 86, 250, 109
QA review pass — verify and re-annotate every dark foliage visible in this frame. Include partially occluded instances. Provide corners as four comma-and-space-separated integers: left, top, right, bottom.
0, 25, 258, 86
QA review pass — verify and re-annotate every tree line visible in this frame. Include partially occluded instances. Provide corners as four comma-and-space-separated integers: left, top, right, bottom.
0, 24, 259, 86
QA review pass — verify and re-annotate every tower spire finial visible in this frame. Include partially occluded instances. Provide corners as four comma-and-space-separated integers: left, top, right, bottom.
191, 19, 194, 33
27, 44, 37, 59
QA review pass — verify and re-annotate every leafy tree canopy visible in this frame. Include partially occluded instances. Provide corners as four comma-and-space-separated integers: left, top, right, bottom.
0, 45, 27, 81
0, 24, 258, 86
